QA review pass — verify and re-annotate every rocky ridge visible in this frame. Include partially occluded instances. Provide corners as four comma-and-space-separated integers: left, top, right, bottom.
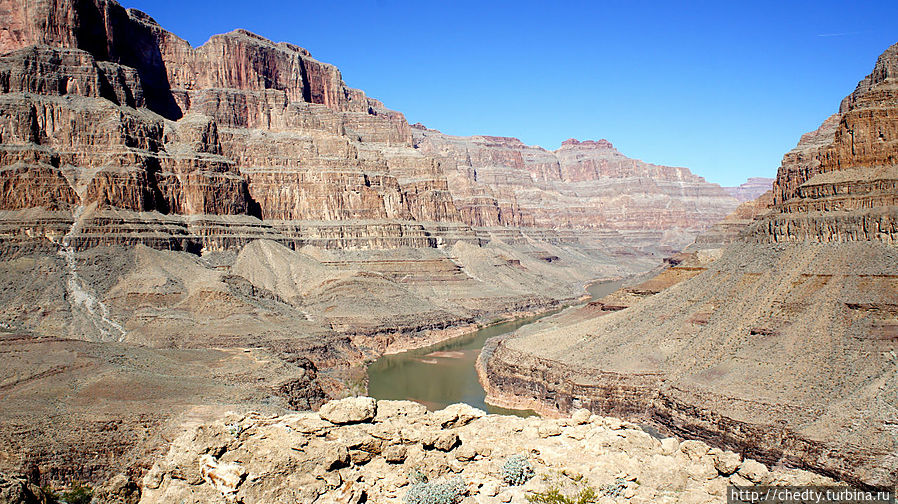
481, 42, 898, 488
135, 398, 832, 504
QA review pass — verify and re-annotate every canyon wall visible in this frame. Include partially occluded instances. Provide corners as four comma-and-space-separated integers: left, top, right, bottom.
0, 0, 741, 255
0, 0, 749, 485
483, 42, 898, 488
414, 130, 740, 236
725, 177, 774, 202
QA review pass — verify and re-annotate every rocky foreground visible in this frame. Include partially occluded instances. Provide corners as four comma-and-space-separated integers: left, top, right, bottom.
80, 397, 831, 504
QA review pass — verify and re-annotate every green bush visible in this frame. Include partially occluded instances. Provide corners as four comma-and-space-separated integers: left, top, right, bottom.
502, 454, 535, 486
526, 485, 599, 504
526, 475, 631, 504
60, 482, 93, 504
403, 476, 464, 504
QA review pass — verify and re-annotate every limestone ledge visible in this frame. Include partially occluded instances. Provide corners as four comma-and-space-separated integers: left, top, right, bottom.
136, 397, 833, 504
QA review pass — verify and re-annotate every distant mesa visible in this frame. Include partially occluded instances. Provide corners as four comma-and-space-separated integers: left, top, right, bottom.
560, 138, 615, 149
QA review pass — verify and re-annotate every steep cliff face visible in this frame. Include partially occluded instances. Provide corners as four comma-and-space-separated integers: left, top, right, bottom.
766, 42, 898, 242
0, 0, 742, 256
483, 42, 898, 488
0, 0, 463, 254
414, 129, 740, 236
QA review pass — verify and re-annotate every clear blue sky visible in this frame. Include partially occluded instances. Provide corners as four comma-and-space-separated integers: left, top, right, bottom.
126, 0, 897, 186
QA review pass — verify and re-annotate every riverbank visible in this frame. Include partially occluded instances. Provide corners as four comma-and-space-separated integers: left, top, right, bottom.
366, 278, 629, 414
477, 277, 636, 416
373, 276, 625, 358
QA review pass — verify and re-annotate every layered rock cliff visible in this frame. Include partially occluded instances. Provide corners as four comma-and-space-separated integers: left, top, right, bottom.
0, 0, 741, 255
0, 0, 779, 489
413, 129, 740, 246
482, 42, 898, 488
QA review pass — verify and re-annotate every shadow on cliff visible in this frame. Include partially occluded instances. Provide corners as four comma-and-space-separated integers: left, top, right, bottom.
74, 0, 183, 120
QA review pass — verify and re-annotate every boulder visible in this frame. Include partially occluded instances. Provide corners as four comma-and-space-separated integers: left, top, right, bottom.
199, 454, 246, 496
738, 459, 771, 483
319, 397, 377, 425
710, 448, 742, 475
432, 403, 484, 428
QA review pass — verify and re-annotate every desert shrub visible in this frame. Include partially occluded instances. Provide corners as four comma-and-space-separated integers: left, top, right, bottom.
526, 485, 599, 504
502, 454, 535, 486
225, 422, 242, 437
527, 474, 632, 504
600, 477, 628, 498
403, 476, 464, 504
59, 482, 93, 504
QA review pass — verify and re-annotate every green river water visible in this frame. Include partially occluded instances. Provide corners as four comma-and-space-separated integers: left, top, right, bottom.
366, 279, 624, 415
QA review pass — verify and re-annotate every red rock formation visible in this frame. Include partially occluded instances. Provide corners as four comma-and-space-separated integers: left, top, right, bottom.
0, 0, 464, 252
0, 0, 744, 256
765, 43, 898, 242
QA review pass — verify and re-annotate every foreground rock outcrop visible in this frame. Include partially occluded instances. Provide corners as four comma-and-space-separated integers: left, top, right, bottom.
139, 398, 832, 504
483, 42, 898, 488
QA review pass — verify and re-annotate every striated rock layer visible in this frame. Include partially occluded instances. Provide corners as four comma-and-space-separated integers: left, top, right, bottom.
483, 42, 898, 488
413, 130, 740, 238
0, 0, 739, 256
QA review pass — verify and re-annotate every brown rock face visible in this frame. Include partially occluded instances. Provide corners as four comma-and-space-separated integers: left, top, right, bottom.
766, 43, 898, 242
0, 0, 741, 256
0, 0, 459, 253
483, 42, 898, 488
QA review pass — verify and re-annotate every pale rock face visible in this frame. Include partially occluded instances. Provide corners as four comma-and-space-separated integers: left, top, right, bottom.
738, 459, 771, 484
679, 440, 711, 461
138, 400, 833, 504
710, 448, 742, 476
570, 408, 591, 425
199, 454, 246, 497
725, 177, 774, 202
660, 437, 680, 456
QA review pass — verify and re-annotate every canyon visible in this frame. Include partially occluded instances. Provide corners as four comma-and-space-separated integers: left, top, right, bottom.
0, 0, 757, 489
482, 42, 898, 488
